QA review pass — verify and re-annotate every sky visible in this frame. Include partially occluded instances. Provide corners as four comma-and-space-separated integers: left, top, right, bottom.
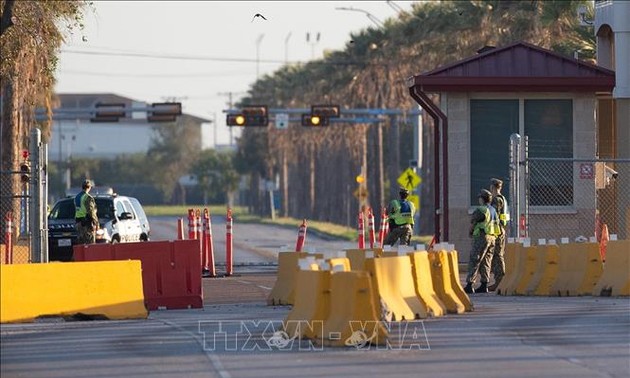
54, 1, 417, 148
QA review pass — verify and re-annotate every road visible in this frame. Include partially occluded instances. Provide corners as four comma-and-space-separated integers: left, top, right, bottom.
148, 216, 355, 271
1, 218, 629, 377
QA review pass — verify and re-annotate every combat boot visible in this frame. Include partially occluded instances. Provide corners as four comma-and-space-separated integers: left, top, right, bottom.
488, 276, 503, 292
464, 282, 475, 294
476, 282, 489, 293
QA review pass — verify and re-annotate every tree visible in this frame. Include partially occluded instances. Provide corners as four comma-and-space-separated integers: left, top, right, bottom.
146, 116, 201, 204
1, 0, 88, 242
192, 150, 240, 206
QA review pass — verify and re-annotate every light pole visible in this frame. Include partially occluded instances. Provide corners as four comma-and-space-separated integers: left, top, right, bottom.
335, 7, 384, 28
256, 33, 265, 79
284, 32, 292, 64
306, 32, 320, 60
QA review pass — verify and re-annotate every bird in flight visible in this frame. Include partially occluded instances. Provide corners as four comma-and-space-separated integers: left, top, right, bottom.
251, 13, 268, 22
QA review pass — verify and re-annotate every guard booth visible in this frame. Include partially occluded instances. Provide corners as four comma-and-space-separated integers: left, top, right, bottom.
407, 41, 625, 256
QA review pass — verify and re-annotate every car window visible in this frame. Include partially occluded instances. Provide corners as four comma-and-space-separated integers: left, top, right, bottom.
95, 198, 115, 220
115, 200, 126, 218
49, 199, 75, 220
120, 199, 136, 219
128, 198, 148, 223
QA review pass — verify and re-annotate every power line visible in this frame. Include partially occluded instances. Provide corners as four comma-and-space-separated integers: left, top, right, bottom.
60, 48, 376, 67
61, 48, 289, 64
59, 69, 251, 78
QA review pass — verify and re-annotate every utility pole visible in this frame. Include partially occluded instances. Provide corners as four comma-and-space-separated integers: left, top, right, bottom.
217, 91, 245, 146
284, 32, 292, 64
256, 34, 265, 79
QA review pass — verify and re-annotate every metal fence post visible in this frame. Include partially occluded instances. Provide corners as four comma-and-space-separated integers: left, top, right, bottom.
29, 128, 42, 263
509, 133, 521, 238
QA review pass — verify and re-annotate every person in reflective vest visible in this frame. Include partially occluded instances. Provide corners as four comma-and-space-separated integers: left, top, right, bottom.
464, 189, 499, 294
75, 179, 98, 244
488, 178, 510, 291
383, 187, 416, 246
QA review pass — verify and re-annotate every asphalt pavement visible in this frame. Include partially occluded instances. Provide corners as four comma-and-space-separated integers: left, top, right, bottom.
2, 219, 629, 377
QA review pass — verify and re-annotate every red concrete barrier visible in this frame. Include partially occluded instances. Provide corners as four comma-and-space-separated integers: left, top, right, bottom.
73, 240, 203, 310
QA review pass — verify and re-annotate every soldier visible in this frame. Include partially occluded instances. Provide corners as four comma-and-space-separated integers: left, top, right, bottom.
75, 179, 98, 244
464, 189, 499, 294
383, 187, 416, 246
488, 178, 510, 291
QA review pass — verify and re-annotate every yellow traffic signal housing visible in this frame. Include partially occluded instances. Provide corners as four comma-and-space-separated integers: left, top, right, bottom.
311, 105, 340, 118
148, 102, 182, 123
226, 105, 268, 127
20, 162, 30, 183
301, 114, 329, 127
91, 103, 126, 123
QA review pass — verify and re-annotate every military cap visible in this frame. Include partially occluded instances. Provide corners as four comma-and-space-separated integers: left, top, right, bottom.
490, 178, 503, 188
478, 189, 492, 202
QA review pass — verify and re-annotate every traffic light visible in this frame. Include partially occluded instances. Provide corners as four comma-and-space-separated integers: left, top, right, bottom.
301, 113, 329, 127
148, 102, 182, 123
301, 104, 340, 127
226, 105, 268, 127
91, 103, 126, 123
20, 162, 30, 183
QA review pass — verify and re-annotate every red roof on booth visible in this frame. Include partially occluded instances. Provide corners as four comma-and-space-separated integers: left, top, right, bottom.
407, 41, 615, 92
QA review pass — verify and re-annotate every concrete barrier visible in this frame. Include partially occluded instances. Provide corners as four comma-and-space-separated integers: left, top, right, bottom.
445, 250, 473, 311
525, 243, 559, 296
593, 240, 630, 296
365, 256, 428, 321
512, 244, 540, 296
74, 240, 203, 310
408, 251, 447, 317
344, 248, 382, 271
321, 271, 388, 347
1, 261, 147, 323
497, 241, 525, 296
428, 251, 465, 314
284, 270, 331, 339
268, 252, 323, 305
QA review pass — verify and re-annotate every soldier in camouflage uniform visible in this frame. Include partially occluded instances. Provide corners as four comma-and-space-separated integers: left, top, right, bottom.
75, 179, 98, 244
383, 188, 416, 246
488, 178, 509, 291
464, 189, 499, 294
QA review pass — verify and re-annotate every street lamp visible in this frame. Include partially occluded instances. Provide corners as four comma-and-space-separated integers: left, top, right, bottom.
335, 7, 384, 28
256, 33, 265, 79
306, 31, 321, 60
284, 32, 292, 64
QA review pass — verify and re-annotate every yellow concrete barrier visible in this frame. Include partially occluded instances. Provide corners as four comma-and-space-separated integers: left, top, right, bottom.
446, 250, 473, 311
326, 257, 351, 272
321, 271, 388, 347
408, 252, 447, 317
428, 251, 465, 314
549, 242, 603, 296
268, 252, 317, 305
593, 240, 630, 296
512, 244, 539, 295
344, 248, 382, 271
365, 256, 428, 321
497, 241, 525, 296
525, 243, 560, 296
284, 270, 331, 339
0, 261, 147, 323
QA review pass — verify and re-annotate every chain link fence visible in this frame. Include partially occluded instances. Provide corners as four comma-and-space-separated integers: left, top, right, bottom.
1, 171, 32, 264
525, 158, 629, 242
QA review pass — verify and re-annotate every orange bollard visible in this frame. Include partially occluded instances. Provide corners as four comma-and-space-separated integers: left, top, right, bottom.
203, 208, 216, 277
177, 218, 184, 240
357, 211, 365, 249
4, 212, 12, 264
226, 208, 233, 276
195, 209, 202, 240
295, 219, 307, 252
187, 209, 196, 240
378, 207, 387, 247
367, 208, 375, 248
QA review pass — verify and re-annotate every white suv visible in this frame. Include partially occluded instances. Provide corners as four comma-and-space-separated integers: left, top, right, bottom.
48, 194, 150, 261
